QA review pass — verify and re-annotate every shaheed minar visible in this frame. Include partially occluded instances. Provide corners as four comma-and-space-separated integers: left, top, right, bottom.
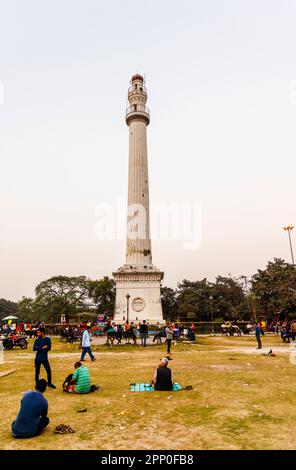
113, 74, 164, 324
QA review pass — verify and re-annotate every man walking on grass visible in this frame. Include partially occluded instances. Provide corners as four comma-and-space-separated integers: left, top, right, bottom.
80, 325, 96, 362
33, 328, 56, 389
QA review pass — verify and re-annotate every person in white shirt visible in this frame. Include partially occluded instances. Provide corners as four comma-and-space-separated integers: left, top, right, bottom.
165, 323, 173, 354
80, 326, 95, 362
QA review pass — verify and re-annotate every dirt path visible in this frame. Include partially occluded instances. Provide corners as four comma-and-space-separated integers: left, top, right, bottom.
215, 346, 293, 355
2, 344, 293, 360
3, 351, 133, 360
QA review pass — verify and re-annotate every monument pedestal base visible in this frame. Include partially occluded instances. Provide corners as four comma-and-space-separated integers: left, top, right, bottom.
113, 265, 164, 324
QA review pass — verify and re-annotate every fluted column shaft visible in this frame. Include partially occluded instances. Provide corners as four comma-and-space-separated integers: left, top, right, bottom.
126, 117, 152, 266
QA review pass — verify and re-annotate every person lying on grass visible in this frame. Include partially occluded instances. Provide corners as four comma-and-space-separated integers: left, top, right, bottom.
12, 379, 49, 438
151, 357, 173, 391
65, 361, 91, 394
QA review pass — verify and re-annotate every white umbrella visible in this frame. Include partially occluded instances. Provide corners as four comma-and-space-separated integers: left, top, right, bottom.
1, 315, 19, 321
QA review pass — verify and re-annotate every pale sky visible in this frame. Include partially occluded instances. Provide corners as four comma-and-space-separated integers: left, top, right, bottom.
0, 0, 296, 301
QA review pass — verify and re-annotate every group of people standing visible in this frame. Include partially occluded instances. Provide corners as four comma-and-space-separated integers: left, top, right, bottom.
105, 321, 145, 345
0, 321, 42, 338
104, 320, 184, 353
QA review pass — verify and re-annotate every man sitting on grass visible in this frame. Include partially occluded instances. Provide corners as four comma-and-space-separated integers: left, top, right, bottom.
66, 361, 91, 394
12, 379, 49, 438
151, 357, 173, 391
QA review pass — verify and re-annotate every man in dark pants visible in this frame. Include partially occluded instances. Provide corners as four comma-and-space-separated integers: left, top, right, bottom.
12, 379, 49, 438
165, 322, 173, 355
33, 328, 56, 389
139, 320, 148, 347
255, 322, 264, 349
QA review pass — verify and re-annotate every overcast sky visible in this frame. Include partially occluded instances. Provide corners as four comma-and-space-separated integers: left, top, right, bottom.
1, 0, 296, 301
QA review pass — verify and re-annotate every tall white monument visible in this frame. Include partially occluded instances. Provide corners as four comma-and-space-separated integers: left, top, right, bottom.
113, 74, 164, 324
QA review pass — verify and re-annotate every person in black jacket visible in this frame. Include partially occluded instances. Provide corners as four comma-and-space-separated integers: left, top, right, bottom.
151, 357, 173, 391
33, 328, 56, 389
139, 320, 148, 347
255, 322, 264, 349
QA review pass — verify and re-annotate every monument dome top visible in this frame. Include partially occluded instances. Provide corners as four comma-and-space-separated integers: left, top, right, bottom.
131, 73, 144, 82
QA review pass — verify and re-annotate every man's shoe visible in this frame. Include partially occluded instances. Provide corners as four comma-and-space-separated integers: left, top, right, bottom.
48, 384, 56, 389
91, 358, 96, 362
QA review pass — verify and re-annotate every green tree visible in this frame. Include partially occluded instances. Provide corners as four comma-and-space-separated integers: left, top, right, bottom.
161, 286, 178, 320
88, 276, 115, 318
176, 279, 213, 321
212, 276, 249, 320
176, 276, 249, 322
0, 298, 18, 320
17, 297, 36, 321
251, 258, 296, 317
35, 275, 91, 322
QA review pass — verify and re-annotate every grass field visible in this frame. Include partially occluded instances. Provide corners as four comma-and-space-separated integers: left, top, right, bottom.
0, 335, 295, 450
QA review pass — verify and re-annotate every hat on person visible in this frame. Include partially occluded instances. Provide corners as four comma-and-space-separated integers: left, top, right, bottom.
161, 357, 169, 365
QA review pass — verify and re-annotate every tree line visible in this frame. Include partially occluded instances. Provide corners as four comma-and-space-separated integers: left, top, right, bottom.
1, 258, 296, 323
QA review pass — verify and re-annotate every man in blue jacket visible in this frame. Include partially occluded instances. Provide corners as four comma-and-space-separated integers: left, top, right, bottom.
12, 379, 49, 438
33, 328, 56, 389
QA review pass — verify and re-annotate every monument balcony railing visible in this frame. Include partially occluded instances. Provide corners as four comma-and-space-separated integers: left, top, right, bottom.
126, 105, 150, 117
128, 84, 147, 94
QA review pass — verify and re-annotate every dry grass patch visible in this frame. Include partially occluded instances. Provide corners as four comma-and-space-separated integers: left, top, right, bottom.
0, 335, 295, 450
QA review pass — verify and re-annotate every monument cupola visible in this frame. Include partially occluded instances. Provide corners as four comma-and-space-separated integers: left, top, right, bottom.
126, 74, 149, 125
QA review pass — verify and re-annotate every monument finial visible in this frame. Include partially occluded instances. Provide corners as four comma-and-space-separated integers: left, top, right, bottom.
131, 73, 144, 82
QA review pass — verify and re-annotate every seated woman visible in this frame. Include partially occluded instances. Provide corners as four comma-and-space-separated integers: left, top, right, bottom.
151, 357, 173, 391
65, 362, 91, 394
